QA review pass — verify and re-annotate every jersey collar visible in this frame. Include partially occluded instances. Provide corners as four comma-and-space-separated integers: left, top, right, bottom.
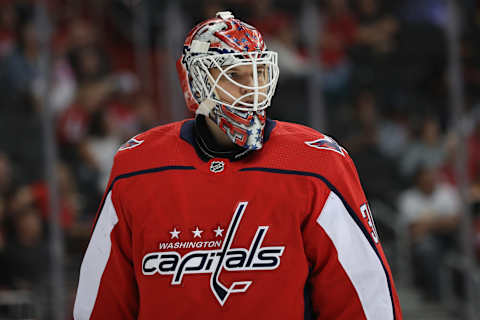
180, 115, 276, 162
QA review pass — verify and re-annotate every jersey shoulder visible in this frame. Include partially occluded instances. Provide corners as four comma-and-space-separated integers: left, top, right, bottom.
269, 120, 348, 159
112, 119, 191, 174
262, 120, 360, 182
264, 121, 366, 207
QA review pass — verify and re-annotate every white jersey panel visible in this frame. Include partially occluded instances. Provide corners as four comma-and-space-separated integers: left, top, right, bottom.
317, 191, 393, 320
74, 192, 119, 320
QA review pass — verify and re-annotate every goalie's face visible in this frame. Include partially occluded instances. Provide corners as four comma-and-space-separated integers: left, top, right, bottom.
209, 64, 269, 107
189, 50, 278, 112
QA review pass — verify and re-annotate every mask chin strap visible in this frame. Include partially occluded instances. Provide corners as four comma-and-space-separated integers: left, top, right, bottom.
196, 99, 216, 116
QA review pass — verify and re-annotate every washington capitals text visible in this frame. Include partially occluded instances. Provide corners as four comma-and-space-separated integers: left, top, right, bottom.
142, 202, 285, 305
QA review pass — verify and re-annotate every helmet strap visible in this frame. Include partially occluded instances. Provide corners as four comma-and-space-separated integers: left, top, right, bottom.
196, 99, 216, 116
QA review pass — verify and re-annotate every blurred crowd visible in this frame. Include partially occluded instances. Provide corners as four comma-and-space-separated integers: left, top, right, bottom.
0, 0, 479, 317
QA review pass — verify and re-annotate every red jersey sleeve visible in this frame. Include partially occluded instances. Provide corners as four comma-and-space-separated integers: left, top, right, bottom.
73, 156, 139, 320
302, 153, 402, 320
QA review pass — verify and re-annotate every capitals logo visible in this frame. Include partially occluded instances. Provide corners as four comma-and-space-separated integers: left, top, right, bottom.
305, 135, 345, 156
118, 136, 144, 151
142, 202, 285, 306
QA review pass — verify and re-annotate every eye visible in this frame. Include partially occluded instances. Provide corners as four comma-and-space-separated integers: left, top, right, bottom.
226, 71, 238, 78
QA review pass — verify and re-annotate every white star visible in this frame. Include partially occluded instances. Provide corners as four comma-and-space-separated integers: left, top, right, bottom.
192, 227, 203, 238
169, 228, 181, 239
213, 226, 224, 237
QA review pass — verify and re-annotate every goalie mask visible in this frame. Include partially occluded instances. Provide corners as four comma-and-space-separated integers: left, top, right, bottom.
177, 11, 279, 150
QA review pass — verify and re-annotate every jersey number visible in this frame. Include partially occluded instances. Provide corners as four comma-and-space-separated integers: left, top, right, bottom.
360, 203, 379, 244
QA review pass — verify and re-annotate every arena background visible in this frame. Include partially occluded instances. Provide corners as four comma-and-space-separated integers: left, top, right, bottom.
0, 0, 479, 319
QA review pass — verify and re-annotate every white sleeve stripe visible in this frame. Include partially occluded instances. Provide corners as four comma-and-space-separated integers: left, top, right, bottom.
317, 191, 393, 320
73, 192, 119, 320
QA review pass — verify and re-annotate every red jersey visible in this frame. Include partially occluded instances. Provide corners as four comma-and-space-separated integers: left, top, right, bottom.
73, 119, 402, 319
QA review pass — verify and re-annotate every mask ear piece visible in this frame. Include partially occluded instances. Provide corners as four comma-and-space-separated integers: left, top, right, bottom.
196, 99, 216, 116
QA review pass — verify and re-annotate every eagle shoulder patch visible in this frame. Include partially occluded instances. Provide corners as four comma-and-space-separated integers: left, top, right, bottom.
118, 136, 144, 151
305, 135, 345, 156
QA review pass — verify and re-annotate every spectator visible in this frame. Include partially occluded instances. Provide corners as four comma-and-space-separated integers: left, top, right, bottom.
134, 93, 160, 132
321, 0, 357, 67
0, 21, 40, 113
80, 109, 122, 193
342, 90, 401, 205
4, 206, 48, 290
441, 119, 480, 197
353, 0, 398, 57
349, 0, 398, 91
3, 204, 49, 318
377, 107, 409, 160
342, 90, 378, 153
267, 19, 309, 79
317, 0, 356, 93
68, 44, 110, 85
398, 166, 460, 301
57, 81, 114, 161
66, 19, 110, 85
248, 0, 293, 39
8, 163, 80, 234
400, 116, 447, 179
50, 57, 77, 115
105, 72, 142, 140
30, 164, 80, 232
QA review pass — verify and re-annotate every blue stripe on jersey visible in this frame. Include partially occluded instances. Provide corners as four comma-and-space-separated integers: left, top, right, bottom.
91, 165, 196, 234
238, 166, 397, 320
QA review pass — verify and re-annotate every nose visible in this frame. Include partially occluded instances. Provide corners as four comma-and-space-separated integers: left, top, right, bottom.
240, 84, 255, 104
240, 75, 255, 90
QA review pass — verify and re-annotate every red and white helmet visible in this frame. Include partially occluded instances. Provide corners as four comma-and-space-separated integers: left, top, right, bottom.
177, 11, 279, 113
176, 12, 279, 150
